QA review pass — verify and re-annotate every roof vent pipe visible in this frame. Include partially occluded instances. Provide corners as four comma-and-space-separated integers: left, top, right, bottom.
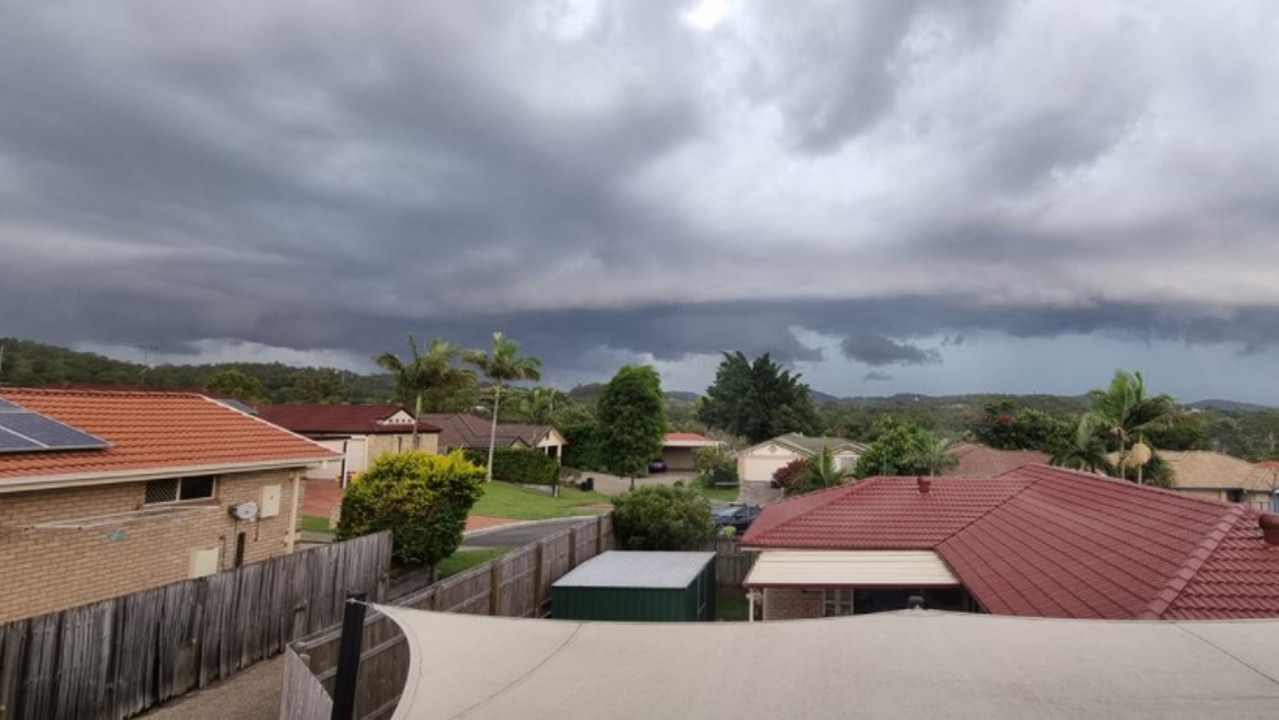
917, 477, 931, 495
1261, 514, 1279, 547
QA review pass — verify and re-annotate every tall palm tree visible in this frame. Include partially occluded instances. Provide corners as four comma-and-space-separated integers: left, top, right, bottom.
376, 334, 463, 450
511, 386, 560, 425
1081, 370, 1179, 484
910, 431, 958, 477
465, 332, 542, 481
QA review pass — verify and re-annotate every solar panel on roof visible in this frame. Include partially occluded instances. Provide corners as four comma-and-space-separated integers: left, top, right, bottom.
0, 399, 111, 454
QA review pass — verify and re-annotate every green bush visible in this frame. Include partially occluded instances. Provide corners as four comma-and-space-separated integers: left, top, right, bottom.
693, 445, 738, 486
337, 451, 484, 567
463, 447, 559, 485
562, 421, 606, 471
612, 485, 713, 551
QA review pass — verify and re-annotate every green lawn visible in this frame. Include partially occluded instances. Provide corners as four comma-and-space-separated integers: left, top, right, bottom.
694, 484, 740, 502
438, 546, 513, 579
470, 481, 613, 520
300, 515, 332, 533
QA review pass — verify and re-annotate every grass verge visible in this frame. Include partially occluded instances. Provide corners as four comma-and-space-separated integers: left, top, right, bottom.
694, 484, 740, 502
300, 515, 332, 533
438, 547, 513, 579
471, 481, 613, 520
715, 586, 750, 621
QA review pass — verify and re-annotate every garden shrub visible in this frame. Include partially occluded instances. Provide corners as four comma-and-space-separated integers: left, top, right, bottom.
612, 484, 713, 551
463, 447, 558, 485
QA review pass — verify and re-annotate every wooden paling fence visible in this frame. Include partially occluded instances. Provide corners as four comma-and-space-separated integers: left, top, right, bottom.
288, 514, 614, 720
0, 531, 391, 720
703, 537, 758, 586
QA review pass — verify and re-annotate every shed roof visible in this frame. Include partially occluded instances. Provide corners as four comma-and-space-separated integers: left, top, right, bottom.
552, 551, 715, 589
378, 606, 1279, 720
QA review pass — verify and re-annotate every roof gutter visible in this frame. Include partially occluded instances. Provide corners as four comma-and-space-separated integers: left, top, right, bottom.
0, 455, 336, 494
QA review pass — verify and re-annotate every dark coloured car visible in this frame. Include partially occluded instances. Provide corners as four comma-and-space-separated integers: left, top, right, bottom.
648, 459, 668, 473
713, 504, 762, 534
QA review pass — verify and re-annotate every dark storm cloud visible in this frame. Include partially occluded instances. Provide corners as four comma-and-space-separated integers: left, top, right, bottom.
3, 1, 1279, 396
840, 333, 941, 367
863, 370, 894, 382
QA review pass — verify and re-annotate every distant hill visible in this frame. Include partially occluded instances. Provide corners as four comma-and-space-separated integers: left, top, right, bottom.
1188, 399, 1279, 412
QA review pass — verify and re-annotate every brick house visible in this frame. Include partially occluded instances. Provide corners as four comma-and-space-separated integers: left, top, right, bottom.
740, 464, 1279, 621
255, 403, 442, 484
0, 388, 338, 621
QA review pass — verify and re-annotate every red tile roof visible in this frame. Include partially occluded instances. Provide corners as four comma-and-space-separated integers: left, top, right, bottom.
255, 404, 441, 435
742, 464, 1279, 620
665, 432, 712, 442
0, 388, 337, 486
943, 442, 1050, 477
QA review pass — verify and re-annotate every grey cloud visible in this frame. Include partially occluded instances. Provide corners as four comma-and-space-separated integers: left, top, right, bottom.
840, 333, 942, 367
863, 370, 894, 382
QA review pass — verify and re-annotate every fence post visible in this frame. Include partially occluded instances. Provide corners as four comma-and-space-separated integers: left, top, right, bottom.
595, 516, 605, 555
532, 542, 546, 617
488, 559, 503, 616
568, 527, 578, 568
330, 593, 367, 720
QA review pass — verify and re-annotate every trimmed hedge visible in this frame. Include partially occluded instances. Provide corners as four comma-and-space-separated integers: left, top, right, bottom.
464, 447, 559, 485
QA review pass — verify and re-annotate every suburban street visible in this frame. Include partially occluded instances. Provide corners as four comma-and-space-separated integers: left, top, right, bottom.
463, 516, 595, 548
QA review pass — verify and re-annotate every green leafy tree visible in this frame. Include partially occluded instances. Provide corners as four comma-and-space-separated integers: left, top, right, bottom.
377, 334, 467, 450
1082, 370, 1182, 484
969, 399, 1071, 451
562, 421, 606, 471
692, 445, 737, 486
771, 457, 811, 495
698, 352, 819, 444
597, 365, 667, 490
465, 332, 543, 482
204, 368, 264, 402
336, 450, 485, 567
1050, 420, 1115, 474
793, 446, 855, 495
854, 418, 931, 478
611, 485, 713, 550
290, 370, 344, 404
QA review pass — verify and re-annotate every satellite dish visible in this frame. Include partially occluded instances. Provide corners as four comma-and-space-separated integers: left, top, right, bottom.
229, 501, 260, 522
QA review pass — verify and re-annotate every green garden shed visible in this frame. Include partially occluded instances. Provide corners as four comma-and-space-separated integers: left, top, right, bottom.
552, 551, 717, 622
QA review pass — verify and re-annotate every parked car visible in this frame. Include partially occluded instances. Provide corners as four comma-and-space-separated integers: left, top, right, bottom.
713, 504, 762, 534
648, 459, 667, 473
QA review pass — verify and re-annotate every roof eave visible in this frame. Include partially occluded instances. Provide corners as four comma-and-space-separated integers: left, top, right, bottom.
0, 456, 335, 494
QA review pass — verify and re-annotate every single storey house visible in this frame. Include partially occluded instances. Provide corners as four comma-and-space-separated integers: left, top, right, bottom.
418, 413, 566, 463
0, 388, 337, 621
740, 464, 1279, 621
941, 441, 1050, 477
1155, 450, 1279, 511
736, 433, 866, 484
255, 403, 442, 484
659, 432, 721, 472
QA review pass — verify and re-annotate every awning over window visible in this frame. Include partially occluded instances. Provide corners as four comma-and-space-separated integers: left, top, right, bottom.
743, 550, 961, 588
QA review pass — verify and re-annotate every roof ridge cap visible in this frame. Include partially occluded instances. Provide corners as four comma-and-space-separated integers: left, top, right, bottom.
1140, 505, 1248, 620
741, 479, 866, 544
939, 470, 1043, 544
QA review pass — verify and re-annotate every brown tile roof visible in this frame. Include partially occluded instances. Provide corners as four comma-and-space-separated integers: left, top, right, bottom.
0, 388, 337, 486
418, 414, 555, 450
1160, 450, 1277, 492
255, 403, 441, 435
943, 442, 1050, 477
743, 464, 1279, 620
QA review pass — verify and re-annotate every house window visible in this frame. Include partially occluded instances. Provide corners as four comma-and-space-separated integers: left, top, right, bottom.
144, 476, 216, 504
824, 589, 855, 617
1226, 489, 1244, 503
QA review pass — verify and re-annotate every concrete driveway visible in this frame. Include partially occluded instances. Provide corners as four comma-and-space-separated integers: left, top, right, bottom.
576, 470, 701, 496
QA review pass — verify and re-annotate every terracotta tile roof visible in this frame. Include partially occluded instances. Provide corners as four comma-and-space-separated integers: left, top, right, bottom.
943, 442, 1050, 477
418, 414, 556, 450
255, 404, 441, 435
742, 464, 1279, 620
0, 388, 338, 485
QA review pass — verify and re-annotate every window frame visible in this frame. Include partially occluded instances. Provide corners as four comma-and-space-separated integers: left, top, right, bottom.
143, 475, 218, 505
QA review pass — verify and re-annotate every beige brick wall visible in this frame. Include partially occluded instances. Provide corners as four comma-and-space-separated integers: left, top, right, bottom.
0, 469, 301, 622
762, 588, 825, 620
366, 432, 438, 460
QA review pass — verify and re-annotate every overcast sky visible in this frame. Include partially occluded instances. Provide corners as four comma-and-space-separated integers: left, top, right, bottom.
3, 1, 1279, 403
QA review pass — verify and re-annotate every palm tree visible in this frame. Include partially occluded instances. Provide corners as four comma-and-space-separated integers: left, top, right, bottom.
1051, 420, 1115, 474
1081, 370, 1180, 484
376, 334, 463, 450
910, 431, 958, 477
465, 332, 542, 481
806, 445, 855, 489
511, 386, 561, 425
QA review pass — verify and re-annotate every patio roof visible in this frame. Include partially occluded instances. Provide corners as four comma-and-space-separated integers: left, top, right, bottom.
376, 606, 1279, 719
744, 550, 961, 588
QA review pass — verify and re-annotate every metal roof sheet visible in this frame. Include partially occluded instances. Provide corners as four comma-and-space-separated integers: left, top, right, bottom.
552, 551, 715, 589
